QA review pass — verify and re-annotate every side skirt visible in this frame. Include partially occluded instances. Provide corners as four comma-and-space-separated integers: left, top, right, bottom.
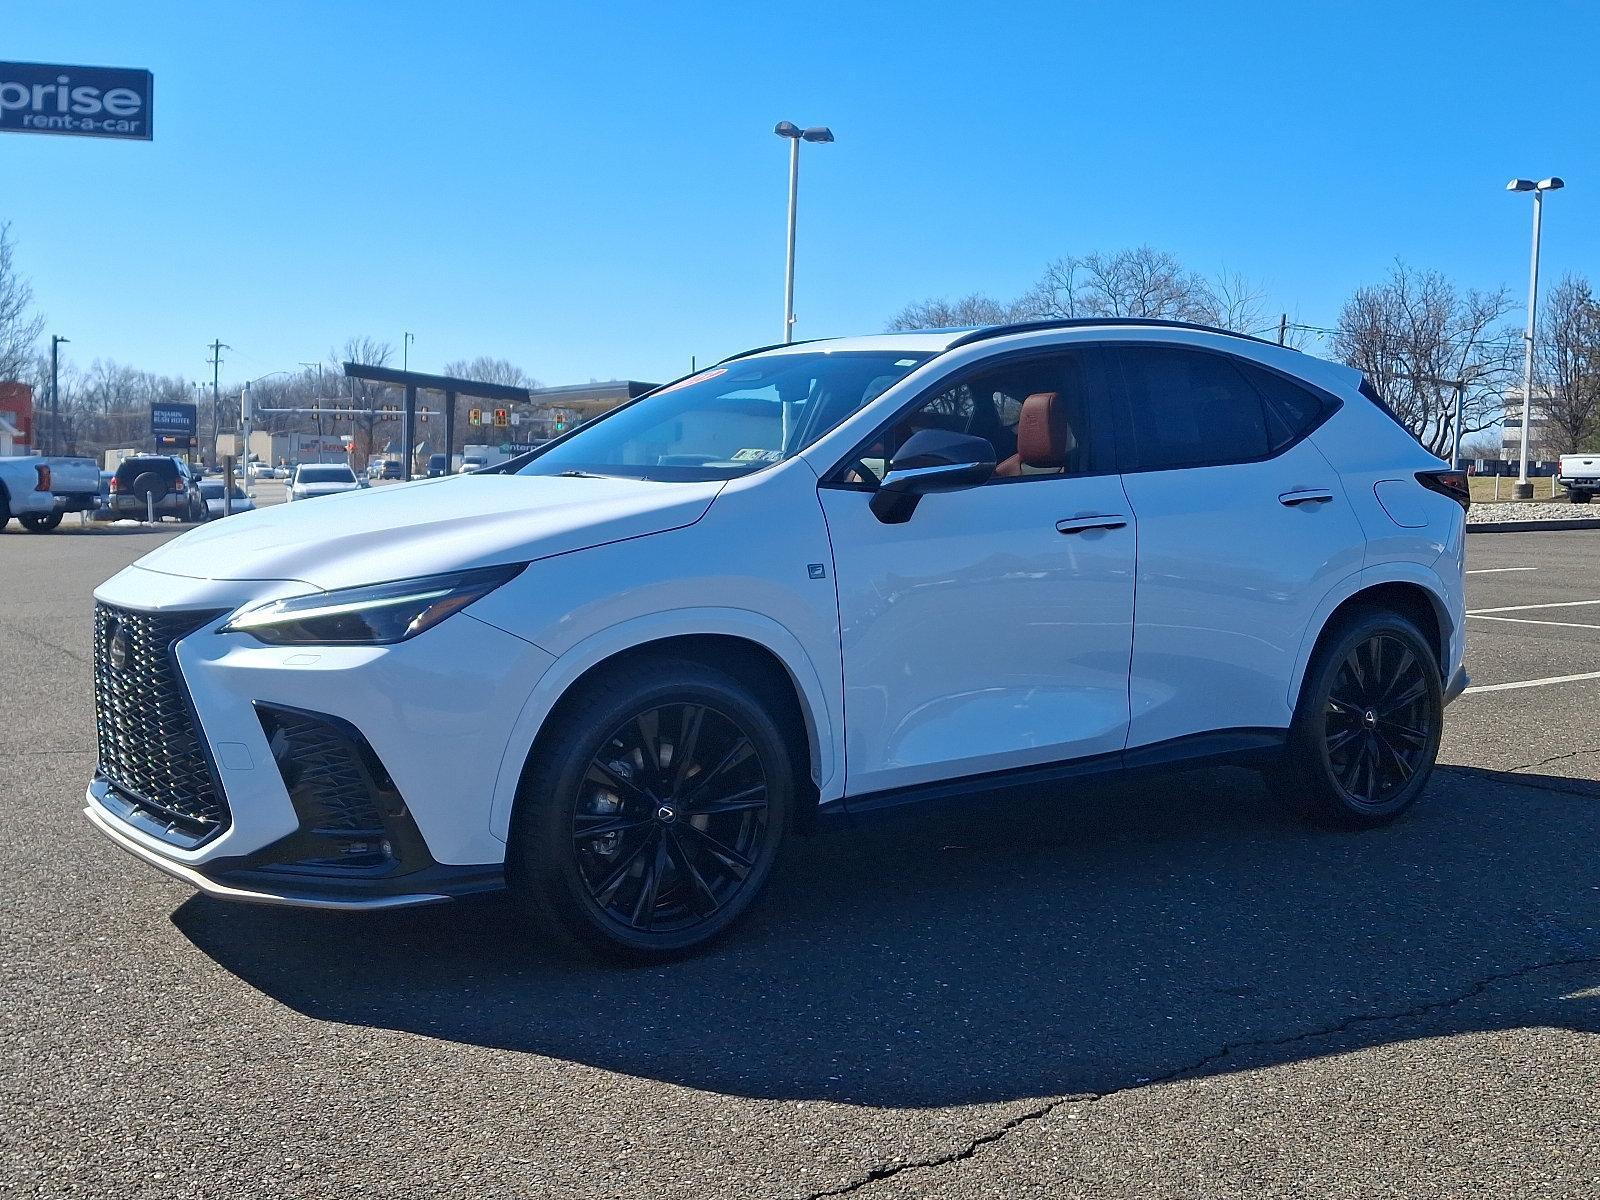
818, 728, 1287, 828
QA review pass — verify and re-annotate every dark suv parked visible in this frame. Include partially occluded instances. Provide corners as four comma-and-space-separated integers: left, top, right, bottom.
108, 456, 203, 522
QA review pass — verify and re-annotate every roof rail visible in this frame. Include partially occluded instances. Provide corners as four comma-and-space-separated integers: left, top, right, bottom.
944, 317, 1281, 351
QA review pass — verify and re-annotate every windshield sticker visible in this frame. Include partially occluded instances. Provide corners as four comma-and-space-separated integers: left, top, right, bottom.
655, 367, 727, 395
731, 448, 783, 462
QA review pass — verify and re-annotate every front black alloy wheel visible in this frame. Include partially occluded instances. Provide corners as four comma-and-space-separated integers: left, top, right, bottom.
509, 658, 793, 960
1281, 610, 1444, 826
573, 703, 771, 935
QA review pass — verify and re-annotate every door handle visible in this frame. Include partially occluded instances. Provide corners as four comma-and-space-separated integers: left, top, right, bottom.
1056, 514, 1128, 535
1278, 489, 1335, 507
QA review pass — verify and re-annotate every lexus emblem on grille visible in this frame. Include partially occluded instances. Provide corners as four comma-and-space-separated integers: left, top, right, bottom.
108, 621, 129, 672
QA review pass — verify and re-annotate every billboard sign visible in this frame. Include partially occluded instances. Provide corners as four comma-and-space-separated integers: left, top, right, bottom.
0, 62, 153, 141
151, 402, 197, 450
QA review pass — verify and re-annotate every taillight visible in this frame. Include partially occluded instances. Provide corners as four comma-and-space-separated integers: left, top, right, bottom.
1417, 469, 1470, 511
34, 465, 51, 492
109, 475, 121, 493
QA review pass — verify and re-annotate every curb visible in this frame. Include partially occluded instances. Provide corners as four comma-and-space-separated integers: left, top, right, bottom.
1466, 518, 1600, 533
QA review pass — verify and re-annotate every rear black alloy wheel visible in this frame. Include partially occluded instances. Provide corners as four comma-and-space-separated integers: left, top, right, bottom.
510, 658, 793, 960
1281, 611, 1443, 826
1323, 633, 1434, 806
574, 703, 770, 935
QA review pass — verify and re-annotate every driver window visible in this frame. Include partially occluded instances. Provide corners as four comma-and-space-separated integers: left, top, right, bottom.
852, 353, 1100, 484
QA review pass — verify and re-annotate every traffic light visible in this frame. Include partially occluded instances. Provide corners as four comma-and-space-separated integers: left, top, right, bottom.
493, 408, 509, 428
468, 408, 482, 426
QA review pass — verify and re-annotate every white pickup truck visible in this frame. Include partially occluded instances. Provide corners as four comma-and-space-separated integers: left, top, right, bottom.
1558, 452, 1600, 504
0, 455, 102, 532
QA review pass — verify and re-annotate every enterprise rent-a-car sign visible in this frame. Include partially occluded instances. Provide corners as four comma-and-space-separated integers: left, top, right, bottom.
0, 62, 152, 141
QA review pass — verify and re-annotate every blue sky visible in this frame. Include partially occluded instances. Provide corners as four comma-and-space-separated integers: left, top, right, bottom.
4, 1, 1597, 389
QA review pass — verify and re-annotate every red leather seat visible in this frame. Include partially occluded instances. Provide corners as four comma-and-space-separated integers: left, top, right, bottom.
994, 392, 1076, 477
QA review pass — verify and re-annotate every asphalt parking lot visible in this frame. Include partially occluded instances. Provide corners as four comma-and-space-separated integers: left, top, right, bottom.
2, 525, 1598, 1198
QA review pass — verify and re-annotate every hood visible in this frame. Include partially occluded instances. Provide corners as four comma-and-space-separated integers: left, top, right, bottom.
136, 473, 723, 590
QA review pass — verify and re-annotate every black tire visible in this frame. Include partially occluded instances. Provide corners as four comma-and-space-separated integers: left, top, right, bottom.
19, 512, 63, 533
1571, 491, 1592, 504
1277, 609, 1444, 827
508, 657, 794, 961
0, 487, 10, 532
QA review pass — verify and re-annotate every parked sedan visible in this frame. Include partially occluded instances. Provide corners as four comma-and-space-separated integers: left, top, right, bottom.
287, 463, 365, 501
199, 480, 255, 519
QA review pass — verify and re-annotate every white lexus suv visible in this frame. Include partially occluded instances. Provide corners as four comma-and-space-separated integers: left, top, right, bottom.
87, 320, 1469, 959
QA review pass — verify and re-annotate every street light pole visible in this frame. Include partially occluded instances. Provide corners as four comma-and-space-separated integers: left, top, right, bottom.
49, 334, 68, 456
774, 122, 835, 344
1507, 176, 1563, 499
782, 135, 799, 344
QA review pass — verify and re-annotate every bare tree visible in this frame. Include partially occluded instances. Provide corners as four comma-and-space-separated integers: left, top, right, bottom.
0, 223, 45, 383
888, 247, 1272, 336
1537, 274, 1600, 453
885, 293, 1039, 332
331, 336, 393, 468
1026, 247, 1269, 333
1333, 262, 1518, 458
441, 356, 537, 388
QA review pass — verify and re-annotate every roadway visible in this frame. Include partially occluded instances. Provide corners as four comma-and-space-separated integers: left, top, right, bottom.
1, 525, 1596, 1198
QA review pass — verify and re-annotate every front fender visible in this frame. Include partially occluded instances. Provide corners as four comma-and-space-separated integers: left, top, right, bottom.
486, 607, 843, 842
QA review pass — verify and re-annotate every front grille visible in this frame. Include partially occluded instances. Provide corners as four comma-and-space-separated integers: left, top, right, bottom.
94, 603, 229, 842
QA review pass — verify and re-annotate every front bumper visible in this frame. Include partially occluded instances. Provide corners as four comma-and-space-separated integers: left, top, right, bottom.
1444, 665, 1470, 705
86, 565, 555, 908
84, 790, 498, 909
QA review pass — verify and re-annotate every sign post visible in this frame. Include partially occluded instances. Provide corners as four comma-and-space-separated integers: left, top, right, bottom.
0, 62, 153, 141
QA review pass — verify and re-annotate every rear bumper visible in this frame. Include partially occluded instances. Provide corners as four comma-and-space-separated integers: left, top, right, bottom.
1444, 665, 1470, 706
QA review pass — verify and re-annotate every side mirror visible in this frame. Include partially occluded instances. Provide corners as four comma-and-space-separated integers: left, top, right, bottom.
869, 429, 996, 524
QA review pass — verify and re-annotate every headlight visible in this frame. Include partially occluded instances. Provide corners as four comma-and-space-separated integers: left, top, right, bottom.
220, 564, 524, 646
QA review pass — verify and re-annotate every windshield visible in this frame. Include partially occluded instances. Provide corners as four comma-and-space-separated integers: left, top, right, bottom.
298, 466, 355, 484
519, 350, 932, 482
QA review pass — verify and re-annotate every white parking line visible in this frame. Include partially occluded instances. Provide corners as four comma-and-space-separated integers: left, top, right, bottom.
1465, 566, 1540, 575
1463, 670, 1600, 695
1468, 614, 1600, 631
1466, 598, 1600, 615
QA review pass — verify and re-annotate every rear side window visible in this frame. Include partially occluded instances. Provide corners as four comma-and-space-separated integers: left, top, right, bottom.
1235, 361, 1331, 451
1117, 347, 1271, 470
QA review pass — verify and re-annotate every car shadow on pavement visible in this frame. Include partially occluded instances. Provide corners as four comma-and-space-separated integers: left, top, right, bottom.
173, 763, 1600, 1108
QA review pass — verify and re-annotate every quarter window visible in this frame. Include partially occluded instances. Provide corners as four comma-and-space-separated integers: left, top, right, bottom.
1236, 361, 1329, 451
1118, 347, 1272, 470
